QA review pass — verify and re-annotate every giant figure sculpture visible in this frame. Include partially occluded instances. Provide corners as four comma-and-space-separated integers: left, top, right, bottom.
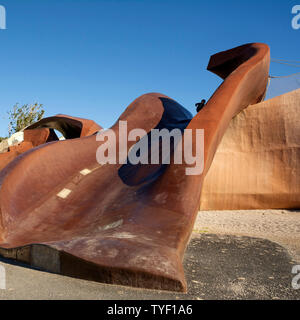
0, 43, 270, 292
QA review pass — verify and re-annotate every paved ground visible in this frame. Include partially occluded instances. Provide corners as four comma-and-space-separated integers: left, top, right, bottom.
0, 210, 299, 300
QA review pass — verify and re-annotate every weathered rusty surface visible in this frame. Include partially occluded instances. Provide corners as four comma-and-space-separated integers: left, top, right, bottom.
0, 43, 270, 292
0, 115, 102, 171
0, 128, 51, 171
200, 88, 300, 210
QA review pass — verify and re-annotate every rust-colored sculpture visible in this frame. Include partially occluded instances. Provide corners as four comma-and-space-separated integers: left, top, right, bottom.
0, 115, 102, 171
0, 43, 270, 292
200, 88, 300, 210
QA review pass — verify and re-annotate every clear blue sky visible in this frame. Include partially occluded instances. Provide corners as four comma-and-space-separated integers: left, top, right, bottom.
0, 0, 299, 137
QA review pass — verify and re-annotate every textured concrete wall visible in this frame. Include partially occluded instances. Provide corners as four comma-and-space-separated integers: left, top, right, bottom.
200, 88, 300, 210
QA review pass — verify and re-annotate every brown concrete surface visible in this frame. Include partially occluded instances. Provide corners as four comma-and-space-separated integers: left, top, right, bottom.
200, 88, 300, 210
0, 210, 299, 300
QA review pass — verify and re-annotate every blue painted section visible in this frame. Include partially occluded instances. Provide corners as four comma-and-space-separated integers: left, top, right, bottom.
118, 97, 192, 186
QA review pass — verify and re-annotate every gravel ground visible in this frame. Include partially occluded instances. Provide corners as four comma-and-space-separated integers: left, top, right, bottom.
194, 209, 300, 261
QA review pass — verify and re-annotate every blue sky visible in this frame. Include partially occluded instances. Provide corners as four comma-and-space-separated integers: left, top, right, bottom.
0, 0, 299, 137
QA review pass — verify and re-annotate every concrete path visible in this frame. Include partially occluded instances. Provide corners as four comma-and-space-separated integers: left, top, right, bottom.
0, 210, 299, 300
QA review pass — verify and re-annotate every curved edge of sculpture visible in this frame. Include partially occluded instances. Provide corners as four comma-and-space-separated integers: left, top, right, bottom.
26, 114, 102, 139
0, 115, 102, 171
0, 43, 270, 292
